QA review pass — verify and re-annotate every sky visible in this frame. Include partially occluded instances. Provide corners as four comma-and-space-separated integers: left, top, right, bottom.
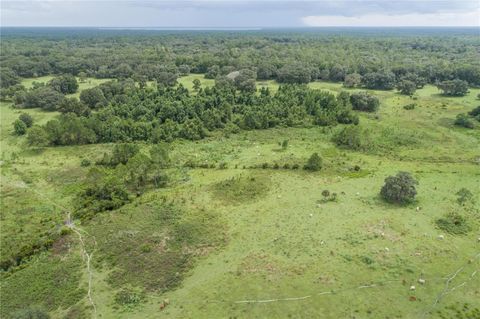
1, 0, 479, 27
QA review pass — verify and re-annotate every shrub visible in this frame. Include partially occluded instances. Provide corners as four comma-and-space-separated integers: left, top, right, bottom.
468, 106, 480, 117
22, 87, 65, 111
454, 113, 474, 129
380, 171, 418, 204
114, 288, 145, 306
75, 173, 130, 219
292, 163, 300, 169
152, 172, 169, 188
281, 139, 289, 150
110, 143, 140, 166
219, 162, 228, 169
49, 75, 78, 94
13, 119, 27, 135
26, 126, 50, 146
403, 103, 416, 110
304, 153, 322, 171
150, 143, 170, 168
80, 159, 91, 167
456, 188, 474, 205
80, 87, 107, 108
350, 92, 379, 112
436, 212, 471, 235
19, 113, 33, 127
361, 71, 396, 90
397, 80, 416, 95
332, 126, 369, 151
343, 73, 362, 88
437, 79, 469, 96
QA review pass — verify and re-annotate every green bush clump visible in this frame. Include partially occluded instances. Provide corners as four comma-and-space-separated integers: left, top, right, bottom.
114, 288, 145, 307
75, 173, 130, 220
456, 188, 474, 205
436, 212, 471, 235
80, 159, 91, 167
304, 153, 322, 171
380, 171, 418, 205
403, 103, 416, 110
350, 92, 380, 112
13, 119, 27, 135
19, 113, 33, 127
320, 190, 337, 203
454, 113, 474, 129
332, 126, 371, 151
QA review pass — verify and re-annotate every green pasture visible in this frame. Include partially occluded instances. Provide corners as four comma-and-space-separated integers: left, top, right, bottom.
0, 75, 479, 318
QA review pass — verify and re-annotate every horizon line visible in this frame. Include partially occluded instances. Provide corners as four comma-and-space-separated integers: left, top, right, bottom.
2, 25, 479, 28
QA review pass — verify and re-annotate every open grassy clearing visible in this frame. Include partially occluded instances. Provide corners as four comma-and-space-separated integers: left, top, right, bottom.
1, 75, 479, 318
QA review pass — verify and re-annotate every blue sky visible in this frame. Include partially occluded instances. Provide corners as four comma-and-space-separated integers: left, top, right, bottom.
1, 0, 479, 27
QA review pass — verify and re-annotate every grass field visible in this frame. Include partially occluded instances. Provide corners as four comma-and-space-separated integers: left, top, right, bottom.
1, 75, 479, 318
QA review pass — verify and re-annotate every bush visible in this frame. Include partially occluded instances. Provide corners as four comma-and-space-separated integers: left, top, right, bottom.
219, 162, 228, 169
403, 103, 416, 110
114, 288, 145, 307
350, 92, 379, 112
437, 79, 469, 96
19, 113, 33, 127
436, 212, 471, 235
343, 73, 362, 88
13, 119, 27, 135
110, 143, 140, 166
22, 87, 65, 111
454, 113, 474, 129
397, 80, 416, 95
75, 174, 130, 219
380, 171, 418, 204
304, 153, 322, 171
361, 71, 396, 90
456, 188, 474, 205
79, 87, 107, 108
332, 126, 369, 151
27, 126, 50, 146
80, 159, 91, 167
49, 75, 78, 94
468, 106, 480, 117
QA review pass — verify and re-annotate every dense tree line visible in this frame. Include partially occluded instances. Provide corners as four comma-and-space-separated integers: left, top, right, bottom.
25, 81, 364, 146
1, 29, 479, 94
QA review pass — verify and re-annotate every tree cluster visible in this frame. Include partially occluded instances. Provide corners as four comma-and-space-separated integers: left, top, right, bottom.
27, 83, 359, 146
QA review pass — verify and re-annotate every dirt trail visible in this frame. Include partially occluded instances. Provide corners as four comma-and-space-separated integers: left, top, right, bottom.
14, 181, 98, 318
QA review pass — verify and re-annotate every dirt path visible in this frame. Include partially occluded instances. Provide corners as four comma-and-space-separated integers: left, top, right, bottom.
14, 181, 98, 318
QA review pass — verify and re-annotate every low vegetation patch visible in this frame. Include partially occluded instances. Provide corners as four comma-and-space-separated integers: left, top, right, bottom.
95, 201, 225, 295
213, 173, 270, 204
332, 125, 372, 151
0, 254, 85, 318
435, 212, 471, 235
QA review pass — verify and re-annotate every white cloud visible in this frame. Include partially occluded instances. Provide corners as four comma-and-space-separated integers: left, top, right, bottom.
302, 10, 480, 27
